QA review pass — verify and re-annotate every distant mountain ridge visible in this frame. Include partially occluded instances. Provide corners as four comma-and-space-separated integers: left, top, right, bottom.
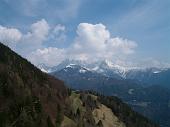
39, 59, 170, 88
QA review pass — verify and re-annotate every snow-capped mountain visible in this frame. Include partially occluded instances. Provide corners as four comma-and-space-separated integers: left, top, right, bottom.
38, 59, 170, 88
37, 63, 52, 73
38, 59, 88, 73
86, 60, 128, 79
38, 59, 133, 78
38, 59, 168, 77
125, 67, 170, 87
60, 63, 90, 74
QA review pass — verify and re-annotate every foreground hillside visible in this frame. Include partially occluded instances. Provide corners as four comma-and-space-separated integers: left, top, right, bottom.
0, 42, 158, 127
0, 43, 68, 127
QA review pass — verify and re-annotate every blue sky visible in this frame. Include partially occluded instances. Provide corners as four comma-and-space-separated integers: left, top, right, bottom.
0, 0, 170, 67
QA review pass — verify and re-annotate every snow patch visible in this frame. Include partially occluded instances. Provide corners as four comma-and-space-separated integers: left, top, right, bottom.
105, 59, 114, 68
66, 64, 76, 68
63, 69, 67, 72
153, 71, 161, 74
40, 68, 48, 73
91, 66, 99, 71
79, 68, 87, 73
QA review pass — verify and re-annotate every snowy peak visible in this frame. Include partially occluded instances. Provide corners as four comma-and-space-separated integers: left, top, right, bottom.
38, 59, 133, 78
38, 59, 86, 73
79, 68, 88, 73
66, 64, 77, 68
101, 59, 115, 68
58, 63, 90, 74
37, 63, 52, 73
38, 59, 170, 81
90, 60, 128, 78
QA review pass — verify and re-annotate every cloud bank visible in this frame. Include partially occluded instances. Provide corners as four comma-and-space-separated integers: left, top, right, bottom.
27, 22, 137, 66
28, 47, 66, 66
0, 19, 138, 67
0, 19, 49, 53
1, 19, 168, 68
0, 25, 22, 48
68, 23, 137, 61
18, 19, 50, 54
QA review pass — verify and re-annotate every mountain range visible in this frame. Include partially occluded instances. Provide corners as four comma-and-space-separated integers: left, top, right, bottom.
38, 59, 170, 127
39, 59, 170, 88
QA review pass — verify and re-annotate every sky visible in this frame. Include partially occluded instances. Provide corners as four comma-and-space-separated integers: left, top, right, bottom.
0, 0, 170, 68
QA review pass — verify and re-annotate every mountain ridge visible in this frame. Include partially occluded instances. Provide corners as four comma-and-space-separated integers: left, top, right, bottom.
39, 59, 169, 79
40, 59, 170, 88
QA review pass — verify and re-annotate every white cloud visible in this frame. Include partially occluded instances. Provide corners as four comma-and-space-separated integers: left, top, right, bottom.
28, 23, 137, 66
73, 23, 110, 51
107, 37, 137, 54
17, 19, 49, 54
0, 25, 22, 48
68, 23, 137, 61
0, 20, 138, 67
0, 19, 49, 54
28, 47, 66, 67
48, 24, 66, 44
30, 19, 49, 42
136, 58, 170, 68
